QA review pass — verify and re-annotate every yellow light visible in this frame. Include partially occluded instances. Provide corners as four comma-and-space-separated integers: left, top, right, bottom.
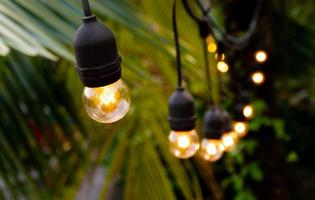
233, 122, 249, 138
169, 130, 200, 159
217, 61, 229, 73
222, 131, 239, 152
199, 139, 224, 162
208, 43, 217, 53
82, 79, 130, 123
177, 135, 191, 149
215, 53, 225, 61
243, 105, 254, 119
251, 71, 265, 85
255, 50, 268, 63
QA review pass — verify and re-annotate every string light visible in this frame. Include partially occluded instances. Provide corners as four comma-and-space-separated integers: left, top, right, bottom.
243, 104, 255, 119
207, 36, 217, 53
200, 108, 225, 162
233, 121, 249, 137
217, 61, 229, 73
74, 0, 130, 123
255, 50, 268, 63
251, 71, 265, 85
168, 1, 199, 159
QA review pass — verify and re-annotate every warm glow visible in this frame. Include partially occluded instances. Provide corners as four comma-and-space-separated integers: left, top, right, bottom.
217, 61, 229, 73
255, 50, 268, 63
177, 135, 191, 149
251, 71, 265, 85
222, 131, 239, 152
233, 122, 249, 137
199, 139, 224, 162
82, 79, 130, 123
215, 53, 225, 61
169, 130, 199, 159
208, 43, 217, 53
243, 105, 254, 119
206, 143, 217, 155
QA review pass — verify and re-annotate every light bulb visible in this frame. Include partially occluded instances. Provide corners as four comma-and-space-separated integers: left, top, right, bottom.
199, 139, 224, 162
207, 36, 217, 53
169, 130, 199, 159
82, 79, 130, 123
255, 50, 268, 63
243, 104, 254, 119
251, 71, 265, 85
222, 131, 239, 152
217, 61, 229, 73
233, 121, 249, 137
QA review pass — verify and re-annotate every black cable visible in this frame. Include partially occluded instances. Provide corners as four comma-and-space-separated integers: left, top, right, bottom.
182, 0, 263, 46
202, 40, 213, 106
172, 0, 183, 88
82, 0, 92, 17
206, 0, 263, 46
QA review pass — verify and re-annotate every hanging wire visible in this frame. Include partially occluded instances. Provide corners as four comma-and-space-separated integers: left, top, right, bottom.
182, 0, 263, 46
82, 0, 92, 16
202, 40, 214, 106
172, 0, 183, 88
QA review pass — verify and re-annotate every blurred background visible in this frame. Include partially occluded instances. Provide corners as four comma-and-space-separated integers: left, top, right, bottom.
0, 0, 314, 199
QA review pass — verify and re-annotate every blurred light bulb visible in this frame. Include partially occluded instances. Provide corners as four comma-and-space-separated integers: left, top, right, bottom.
233, 121, 249, 137
206, 36, 217, 52
222, 131, 239, 152
243, 104, 255, 119
255, 50, 268, 63
169, 130, 199, 159
217, 61, 229, 73
82, 79, 130, 123
251, 71, 265, 85
199, 139, 224, 162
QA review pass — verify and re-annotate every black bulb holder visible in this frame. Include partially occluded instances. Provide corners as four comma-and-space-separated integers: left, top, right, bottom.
74, 15, 121, 88
203, 107, 225, 139
222, 111, 233, 132
168, 88, 196, 131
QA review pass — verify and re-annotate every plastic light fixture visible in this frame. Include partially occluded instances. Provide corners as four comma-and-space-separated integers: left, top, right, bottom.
74, 1, 130, 123
200, 108, 225, 162
168, 88, 199, 159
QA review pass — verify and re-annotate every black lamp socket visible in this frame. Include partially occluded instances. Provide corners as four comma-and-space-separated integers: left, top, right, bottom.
168, 88, 196, 131
74, 15, 121, 88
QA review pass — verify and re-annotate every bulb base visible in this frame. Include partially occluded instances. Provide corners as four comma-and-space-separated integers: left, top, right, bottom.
74, 16, 121, 87
203, 108, 225, 139
168, 88, 196, 131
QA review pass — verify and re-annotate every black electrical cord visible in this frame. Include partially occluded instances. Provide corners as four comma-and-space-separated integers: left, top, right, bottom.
82, 0, 92, 17
172, 0, 183, 88
182, 0, 263, 46
202, 40, 213, 106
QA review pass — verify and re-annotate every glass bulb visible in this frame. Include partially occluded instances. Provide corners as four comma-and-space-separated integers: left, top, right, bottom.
207, 36, 217, 53
243, 104, 255, 119
233, 121, 249, 137
255, 50, 268, 63
251, 71, 265, 85
199, 139, 224, 162
222, 131, 239, 152
82, 79, 130, 123
169, 130, 199, 159
217, 61, 229, 73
